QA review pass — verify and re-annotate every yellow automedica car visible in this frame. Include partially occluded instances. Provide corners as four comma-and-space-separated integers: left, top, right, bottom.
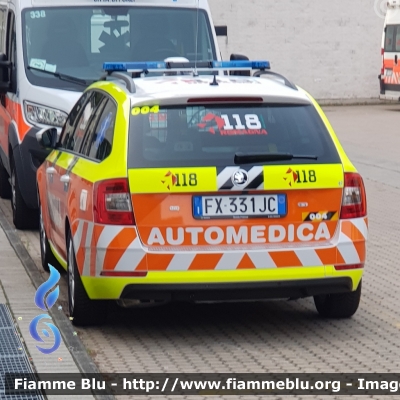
36, 60, 367, 326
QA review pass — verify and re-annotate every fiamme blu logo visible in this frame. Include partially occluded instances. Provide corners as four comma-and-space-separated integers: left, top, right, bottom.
29, 265, 61, 354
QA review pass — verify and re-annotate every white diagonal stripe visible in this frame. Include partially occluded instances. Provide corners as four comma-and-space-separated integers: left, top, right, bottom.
96, 226, 124, 274
217, 167, 239, 189
82, 222, 94, 276
73, 220, 84, 251
295, 249, 323, 267
115, 238, 146, 272
351, 218, 368, 240
246, 166, 263, 182
166, 253, 196, 271
337, 232, 360, 264
215, 252, 244, 270
247, 251, 276, 269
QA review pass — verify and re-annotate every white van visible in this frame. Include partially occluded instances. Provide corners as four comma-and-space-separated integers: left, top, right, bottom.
0, 0, 237, 229
379, 0, 400, 100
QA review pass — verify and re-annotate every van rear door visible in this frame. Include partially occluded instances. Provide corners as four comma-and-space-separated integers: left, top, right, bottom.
381, 23, 400, 97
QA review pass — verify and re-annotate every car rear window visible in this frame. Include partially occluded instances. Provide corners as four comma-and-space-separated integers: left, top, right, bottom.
385, 25, 400, 52
128, 104, 341, 168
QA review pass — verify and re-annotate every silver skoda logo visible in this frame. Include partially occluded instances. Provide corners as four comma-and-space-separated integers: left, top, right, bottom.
232, 170, 248, 186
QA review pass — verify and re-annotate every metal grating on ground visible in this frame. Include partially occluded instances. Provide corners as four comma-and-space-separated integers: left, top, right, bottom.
0, 305, 13, 328
0, 304, 44, 400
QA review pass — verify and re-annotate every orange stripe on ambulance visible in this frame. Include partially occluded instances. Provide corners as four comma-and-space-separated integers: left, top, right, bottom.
147, 223, 331, 246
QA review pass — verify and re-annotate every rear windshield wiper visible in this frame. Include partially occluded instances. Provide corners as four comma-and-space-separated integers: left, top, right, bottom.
27, 66, 92, 87
234, 152, 318, 165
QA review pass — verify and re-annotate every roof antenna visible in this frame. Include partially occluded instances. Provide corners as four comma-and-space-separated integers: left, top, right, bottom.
210, 74, 218, 86
193, 0, 200, 77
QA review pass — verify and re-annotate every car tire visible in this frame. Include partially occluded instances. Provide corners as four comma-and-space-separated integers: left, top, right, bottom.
67, 231, 107, 326
0, 159, 11, 199
10, 158, 38, 230
39, 201, 61, 272
314, 281, 362, 319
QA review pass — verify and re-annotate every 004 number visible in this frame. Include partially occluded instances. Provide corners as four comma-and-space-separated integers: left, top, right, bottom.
132, 105, 160, 116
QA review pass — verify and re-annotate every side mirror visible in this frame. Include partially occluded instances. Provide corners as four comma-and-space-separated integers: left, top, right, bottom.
215, 26, 228, 37
0, 53, 12, 94
36, 127, 59, 149
229, 54, 251, 76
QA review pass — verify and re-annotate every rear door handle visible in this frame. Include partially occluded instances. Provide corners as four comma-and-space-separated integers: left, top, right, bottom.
396, 55, 398, 64
60, 174, 71, 183
46, 167, 56, 174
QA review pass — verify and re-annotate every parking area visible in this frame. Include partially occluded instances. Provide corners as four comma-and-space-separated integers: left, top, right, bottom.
0, 104, 399, 399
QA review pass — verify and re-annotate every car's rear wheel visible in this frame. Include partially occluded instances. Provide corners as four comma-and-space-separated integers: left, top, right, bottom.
39, 201, 60, 272
67, 231, 107, 326
0, 159, 11, 199
10, 158, 38, 230
314, 281, 362, 318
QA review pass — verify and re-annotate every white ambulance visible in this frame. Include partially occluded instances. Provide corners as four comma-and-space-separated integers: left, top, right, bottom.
379, 0, 400, 100
0, 0, 236, 229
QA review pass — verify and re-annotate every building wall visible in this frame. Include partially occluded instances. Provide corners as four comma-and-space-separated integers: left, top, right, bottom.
209, 0, 385, 100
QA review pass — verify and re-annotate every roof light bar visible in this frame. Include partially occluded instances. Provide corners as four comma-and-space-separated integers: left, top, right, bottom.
103, 60, 270, 73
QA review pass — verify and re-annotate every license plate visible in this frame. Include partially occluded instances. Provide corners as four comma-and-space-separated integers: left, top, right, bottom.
193, 194, 287, 219
386, 69, 393, 77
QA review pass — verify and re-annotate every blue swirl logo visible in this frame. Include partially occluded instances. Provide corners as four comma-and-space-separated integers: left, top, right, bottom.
29, 265, 62, 354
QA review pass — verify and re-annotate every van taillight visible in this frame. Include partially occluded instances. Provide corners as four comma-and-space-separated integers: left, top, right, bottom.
340, 173, 367, 219
94, 179, 134, 225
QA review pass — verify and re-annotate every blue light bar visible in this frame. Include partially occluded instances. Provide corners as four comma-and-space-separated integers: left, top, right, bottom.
212, 61, 270, 69
103, 60, 270, 73
103, 61, 166, 71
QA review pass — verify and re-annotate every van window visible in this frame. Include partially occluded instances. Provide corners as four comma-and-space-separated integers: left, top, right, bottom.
396, 29, 400, 52
385, 25, 400, 52
0, 8, 6, 53
84, 99, 117, 162
22, 7, 216, 91
128, 104, 341, 169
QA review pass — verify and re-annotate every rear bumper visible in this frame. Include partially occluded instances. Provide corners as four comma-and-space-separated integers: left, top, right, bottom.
118, 277, 354, 301
378, 77, 400, 100
81, 266, 363, 300
379, 93, 400, 101
69, 217, 367, 300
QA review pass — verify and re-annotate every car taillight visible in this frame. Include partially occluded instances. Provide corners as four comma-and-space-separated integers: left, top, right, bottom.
340, 173, 367, 219
94, 178, 134, 225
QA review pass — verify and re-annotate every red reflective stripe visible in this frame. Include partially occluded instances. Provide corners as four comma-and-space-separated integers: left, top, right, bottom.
100, 271, 148, 277
334, 263, 364, 271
